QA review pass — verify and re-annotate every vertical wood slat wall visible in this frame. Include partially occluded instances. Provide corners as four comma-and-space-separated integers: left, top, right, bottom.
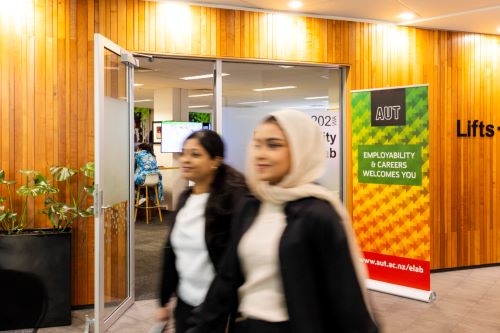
0, 0, 95, 305
1, 0, 499, 305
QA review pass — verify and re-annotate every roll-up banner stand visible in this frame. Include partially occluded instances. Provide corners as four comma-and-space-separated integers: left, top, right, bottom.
351, 85, 435, 302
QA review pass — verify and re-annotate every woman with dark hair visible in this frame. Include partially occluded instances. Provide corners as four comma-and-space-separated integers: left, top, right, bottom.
135, 142, 163, 203
139, 142, 155, 156
186, 110, 378, 333
157, 130, 247, 333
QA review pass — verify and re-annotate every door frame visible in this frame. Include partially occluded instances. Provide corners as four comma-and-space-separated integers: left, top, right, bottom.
94, 33, 137, 332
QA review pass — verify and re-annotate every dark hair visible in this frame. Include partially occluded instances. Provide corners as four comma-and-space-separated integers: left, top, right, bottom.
139, 142, 155, 157
263, 115, 278, 124
185, 130, 225, 159
184, 130, 247, 214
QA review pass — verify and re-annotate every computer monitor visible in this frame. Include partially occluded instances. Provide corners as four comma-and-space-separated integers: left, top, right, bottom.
160, 121, 203, 153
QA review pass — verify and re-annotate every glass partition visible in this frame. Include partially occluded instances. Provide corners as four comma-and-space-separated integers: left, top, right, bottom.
221, 62, 343, 198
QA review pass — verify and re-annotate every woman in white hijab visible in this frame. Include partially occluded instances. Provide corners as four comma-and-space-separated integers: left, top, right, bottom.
187, 110, 378, 333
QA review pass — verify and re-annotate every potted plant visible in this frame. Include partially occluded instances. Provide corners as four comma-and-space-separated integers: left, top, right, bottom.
0, 170, 59, 234
42, 162, 95, 232
0, 163, 94, 331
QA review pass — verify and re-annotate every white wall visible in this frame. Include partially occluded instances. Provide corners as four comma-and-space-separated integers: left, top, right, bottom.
152, 87, 187, 209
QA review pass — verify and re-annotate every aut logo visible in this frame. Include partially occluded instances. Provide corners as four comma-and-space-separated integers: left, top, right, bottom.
375, 106, 402, 121
371, 88, 406, 127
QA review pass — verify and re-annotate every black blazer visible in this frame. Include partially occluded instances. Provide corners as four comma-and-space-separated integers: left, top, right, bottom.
159, 178, 247, 307
188, 195, 379, 333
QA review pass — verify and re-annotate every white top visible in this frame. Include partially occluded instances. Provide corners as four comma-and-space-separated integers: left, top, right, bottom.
237, 202, 289, 322
170, 192, 215, 306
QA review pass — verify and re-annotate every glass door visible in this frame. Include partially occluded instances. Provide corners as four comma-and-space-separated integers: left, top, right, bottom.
93, 33, 137, 332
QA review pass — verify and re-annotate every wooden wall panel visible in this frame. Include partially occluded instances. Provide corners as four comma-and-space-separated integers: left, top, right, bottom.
0, 0, 94, 306
1, 0, 499, 305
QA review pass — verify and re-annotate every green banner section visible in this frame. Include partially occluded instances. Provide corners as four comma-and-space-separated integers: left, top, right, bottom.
358, 144, 422, 186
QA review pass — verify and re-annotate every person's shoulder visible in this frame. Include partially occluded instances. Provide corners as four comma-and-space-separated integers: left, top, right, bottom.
231, 193, 259, 213
287, 197, 340, 223
288, 196, 332, 210
288, 198, 346, 242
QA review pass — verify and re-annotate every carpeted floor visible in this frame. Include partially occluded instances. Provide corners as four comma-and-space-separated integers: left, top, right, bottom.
134, 210, 173, 301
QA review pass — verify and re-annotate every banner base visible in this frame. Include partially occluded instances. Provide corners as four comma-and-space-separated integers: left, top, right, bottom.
366, 279, 436, 303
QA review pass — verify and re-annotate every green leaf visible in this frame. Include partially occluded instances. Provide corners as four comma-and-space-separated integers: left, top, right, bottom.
0, 169, 16, 185
83, 184, 95, 195
79, 207, 94, 217
34, 175, 59, 194
50, 166, 78, 182
16, 184, 46, 197
19, 169, 38, 176
0, 211, 17, 222
80, 162, 94, 179
44, 197, 55, 205
34, 174, 49, 185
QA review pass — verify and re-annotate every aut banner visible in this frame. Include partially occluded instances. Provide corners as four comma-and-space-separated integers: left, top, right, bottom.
351, 85, 432, 301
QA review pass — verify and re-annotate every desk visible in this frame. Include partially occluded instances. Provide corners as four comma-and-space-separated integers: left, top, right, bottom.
158, 166, 180, 170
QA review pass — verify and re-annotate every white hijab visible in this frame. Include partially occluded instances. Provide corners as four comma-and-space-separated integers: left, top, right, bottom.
246, 109, 373, 316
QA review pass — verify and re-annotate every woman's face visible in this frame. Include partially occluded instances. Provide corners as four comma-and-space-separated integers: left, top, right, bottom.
252, 121, 291, 184
180, 138, 220, 183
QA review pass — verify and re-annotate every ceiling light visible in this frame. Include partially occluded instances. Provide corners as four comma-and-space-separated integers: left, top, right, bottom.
180, 73, 229, 80
0, 0, 33, 28
188, 93, 213, 98
134, 83, 143, 87
279, 65, 294, 69
188, 105, 210, 108
253, 86, 297, 92
397, 12, 415, 20
237, 100, 269, 105
304, 96, 328, 100
288, 1, 302, 9
135, 99, 153, 103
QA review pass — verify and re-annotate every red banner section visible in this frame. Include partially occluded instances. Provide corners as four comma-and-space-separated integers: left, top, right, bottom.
362, 251, 430, 291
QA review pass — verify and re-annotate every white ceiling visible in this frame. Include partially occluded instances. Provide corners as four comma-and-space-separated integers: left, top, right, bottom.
184, 0, 500, 36
134, 58, 340, 110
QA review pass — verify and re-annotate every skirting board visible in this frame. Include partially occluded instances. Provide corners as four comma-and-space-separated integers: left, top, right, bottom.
366, 279, 436, 303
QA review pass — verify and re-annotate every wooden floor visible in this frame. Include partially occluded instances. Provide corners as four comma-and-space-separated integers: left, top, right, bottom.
32, 266, 500, 332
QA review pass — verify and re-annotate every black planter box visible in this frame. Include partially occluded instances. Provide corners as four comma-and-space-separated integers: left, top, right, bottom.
0, 230, 72, 330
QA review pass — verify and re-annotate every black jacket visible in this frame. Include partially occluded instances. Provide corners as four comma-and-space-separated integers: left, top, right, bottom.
159, 174, 247, 307
188, 195, 379, 333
